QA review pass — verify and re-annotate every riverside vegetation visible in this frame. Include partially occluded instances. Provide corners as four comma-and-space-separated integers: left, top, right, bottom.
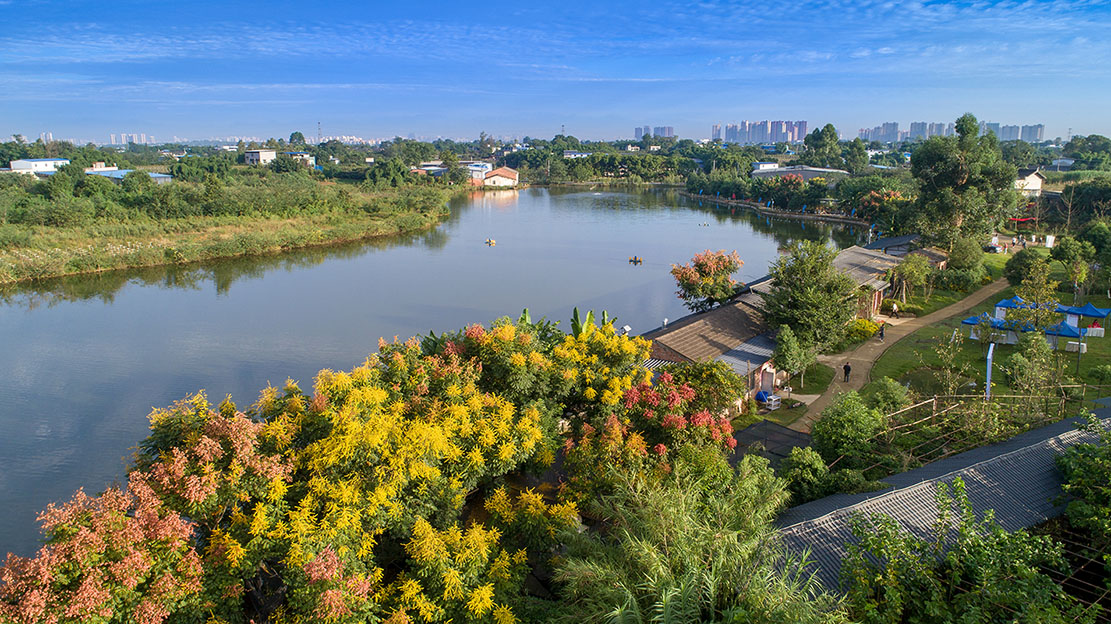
0, 146, 453, 284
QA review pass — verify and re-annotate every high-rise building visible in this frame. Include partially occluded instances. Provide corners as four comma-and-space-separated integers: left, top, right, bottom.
980, 122, 1001, 137
927, 122, 945, 137
1021, 124, 1045, 142
999, 125, 1020, 141
946, 122, 956, 136
642, 125, 652, 139
909, 122, 928, 140
635, 127, 644, 140
711, 124, 721, 141
793, 120, 808, 142
651, 126, 674, 138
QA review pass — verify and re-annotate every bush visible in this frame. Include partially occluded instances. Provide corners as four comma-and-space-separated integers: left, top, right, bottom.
844, 318, 879, 343
1003, 248, 1046, 286
811, 391, 883, 466
1090, 364, 1111, 385
866, 377, 910, 414
948, 237, 984, 271
933, 266, 985, 292
780, 446, 829, 503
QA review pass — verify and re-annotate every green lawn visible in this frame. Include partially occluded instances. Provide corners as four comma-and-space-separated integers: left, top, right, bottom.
790, 363, 834, 395
868, 252, 1111, 398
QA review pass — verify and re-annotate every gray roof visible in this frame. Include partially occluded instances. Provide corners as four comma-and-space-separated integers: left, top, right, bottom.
832, 245, 899, 291
715, 333, 776, 374
776, 411, 1111, 592
863, 234, 920, 251
733, 420, 811, 465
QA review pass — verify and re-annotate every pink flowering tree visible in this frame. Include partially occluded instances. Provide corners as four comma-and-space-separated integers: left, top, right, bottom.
620, 371, 736, 454
670, 249, 744, 312
0, 472, 202, 624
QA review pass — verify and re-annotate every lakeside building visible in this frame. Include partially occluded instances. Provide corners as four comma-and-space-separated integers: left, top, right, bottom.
483, 167, 519, 187
244, 149, 277, 166
749, 163, 849, 182
1015, 168, 1047, 197
2, 158, 70, 175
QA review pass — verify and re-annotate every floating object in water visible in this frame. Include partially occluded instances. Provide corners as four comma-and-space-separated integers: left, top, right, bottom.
485, 238, 496, 246
629, 256, 643, 265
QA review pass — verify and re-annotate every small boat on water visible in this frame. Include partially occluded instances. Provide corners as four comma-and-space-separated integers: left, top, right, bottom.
485, 238, 496, 246
629, 256, 643, 265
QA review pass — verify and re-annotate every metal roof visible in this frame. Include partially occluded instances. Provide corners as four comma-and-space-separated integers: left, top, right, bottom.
715, 333, 776, 374
733, 420, 811, 466
13, 158, 69, 162
776, 411, 1111, 592
87, 169, 172, 180
863, 234, 920, 250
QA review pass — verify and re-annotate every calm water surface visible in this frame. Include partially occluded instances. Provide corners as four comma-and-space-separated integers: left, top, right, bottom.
0, 187, 862, 556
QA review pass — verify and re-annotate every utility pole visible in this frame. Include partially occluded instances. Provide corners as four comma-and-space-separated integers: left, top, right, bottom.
317, 121, 322, 144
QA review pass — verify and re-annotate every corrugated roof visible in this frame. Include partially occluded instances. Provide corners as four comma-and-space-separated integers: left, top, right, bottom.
831, 246, 899, 290
87, 169, 172, 180
641, 299, 765, 363
776, 412, 1111, 592
716, 333, 776, 374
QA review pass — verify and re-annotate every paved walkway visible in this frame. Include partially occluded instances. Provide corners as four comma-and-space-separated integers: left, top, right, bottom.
788, 279, 1012, 433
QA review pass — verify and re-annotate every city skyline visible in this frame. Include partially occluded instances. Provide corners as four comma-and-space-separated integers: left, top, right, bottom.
2, 1, 1109, 142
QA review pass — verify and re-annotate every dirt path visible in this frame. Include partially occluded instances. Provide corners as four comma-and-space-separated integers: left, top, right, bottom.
788, 279, 1012, 433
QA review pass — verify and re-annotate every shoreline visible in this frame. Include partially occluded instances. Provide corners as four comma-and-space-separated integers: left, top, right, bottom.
0, 200, 455, 287
680, 191, 871, 227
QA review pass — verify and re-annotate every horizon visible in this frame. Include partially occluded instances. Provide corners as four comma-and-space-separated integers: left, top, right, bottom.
2, 1, 1109, 143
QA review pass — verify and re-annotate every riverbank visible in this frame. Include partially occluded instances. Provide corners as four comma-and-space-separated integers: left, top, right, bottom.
0, 186, 454, 285
681, 191, 870, 227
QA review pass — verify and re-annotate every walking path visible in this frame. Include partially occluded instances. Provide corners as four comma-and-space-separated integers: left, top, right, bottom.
788, 279, 1011, 433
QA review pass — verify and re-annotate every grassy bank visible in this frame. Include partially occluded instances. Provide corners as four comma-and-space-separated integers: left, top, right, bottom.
0, 183, 453, 284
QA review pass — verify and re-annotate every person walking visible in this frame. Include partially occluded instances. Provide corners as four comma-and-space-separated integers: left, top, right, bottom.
843, 362, 852, 383
878, 322, 886, 342
891, 302, 900, 319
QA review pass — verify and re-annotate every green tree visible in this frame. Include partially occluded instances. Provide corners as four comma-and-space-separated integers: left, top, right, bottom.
761, 241, 857, 349
779, 446, 831, 503
1051, 235, 1095, 297
556, 452, 844, 624
288, 131, 306, 145
866, 377, 910, 414
811, 391, 883, 466
1011, 256, 1061, 330
1056, 415, 1111, 565
802, 124, 843, 169
669, 249, 743, 313
892, 252, 931, 302
843, 137, 869, 174
909, 113, 1018, 250
773, 325, 817, 391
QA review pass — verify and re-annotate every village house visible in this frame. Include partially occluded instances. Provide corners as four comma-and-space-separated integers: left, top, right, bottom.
483, 166, 519, 187
84, 161, 118, 174
283, 151, 316, 167
1014, 167, 1046, 197
244, 149, 277, 166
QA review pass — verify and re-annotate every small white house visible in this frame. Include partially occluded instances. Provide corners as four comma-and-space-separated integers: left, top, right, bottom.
625, 145, 640, 152
283, 152, 316, 167
7, 158, 70, 174
1014, 168, 1046, 197
484, 167, 519, 187
244, 149, 277, 165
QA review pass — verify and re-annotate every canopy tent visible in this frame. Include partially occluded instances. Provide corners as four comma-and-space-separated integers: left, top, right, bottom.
1056, 302, 1111, 318
1044, 321, 1089, 338
994, 296, 1060, 320
962, 313, 1033, 344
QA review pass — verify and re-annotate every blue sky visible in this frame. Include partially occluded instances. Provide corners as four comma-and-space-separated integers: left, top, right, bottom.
1, 0, 1108, 143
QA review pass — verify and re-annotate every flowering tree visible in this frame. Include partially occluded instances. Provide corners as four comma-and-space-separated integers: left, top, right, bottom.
670, 249, 743, 312
0, 473, 202, 624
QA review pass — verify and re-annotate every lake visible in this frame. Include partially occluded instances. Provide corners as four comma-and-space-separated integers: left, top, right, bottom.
0, 186, 863, 556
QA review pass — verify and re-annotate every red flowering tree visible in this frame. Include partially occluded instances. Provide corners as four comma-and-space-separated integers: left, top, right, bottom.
0, 473, 202, 624
670, 249, 743, 312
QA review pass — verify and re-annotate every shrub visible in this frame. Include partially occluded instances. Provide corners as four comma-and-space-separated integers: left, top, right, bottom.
1003, 248, 1046, 286
811, 391, 883, 466
880, 299, 923, 315
933, 266, 984, 292
948, 237, 984, 271
844, 318, 879, 343
779, 446, 829, 503
866, 377, 910, 414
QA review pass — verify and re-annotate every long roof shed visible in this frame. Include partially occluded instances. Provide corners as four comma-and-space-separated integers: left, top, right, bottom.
776, 411, 1111, 592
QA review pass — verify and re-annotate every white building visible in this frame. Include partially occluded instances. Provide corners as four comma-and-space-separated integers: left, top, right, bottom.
84, 162, 119, 173
752, 162, 779, 171
484, 167, 519, 187
283, 152, 316, 167
1014, 168, 1046, 197
244, 149, 277, 165
5, 158, 70, 174
562, 150, 591, 159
